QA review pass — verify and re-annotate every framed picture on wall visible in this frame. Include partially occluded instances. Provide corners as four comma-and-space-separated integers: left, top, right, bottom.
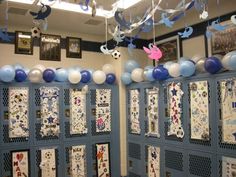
40, 34, 61, 61
208, 20, 236, 56
15, 31, 33, 55
66, 37, 82, 58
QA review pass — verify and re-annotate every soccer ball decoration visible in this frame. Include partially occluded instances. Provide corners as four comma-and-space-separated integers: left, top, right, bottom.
31, 26, 41, 38
111, 50, 121, 60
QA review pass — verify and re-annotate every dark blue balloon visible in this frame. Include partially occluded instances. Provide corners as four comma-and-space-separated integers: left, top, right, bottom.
204, 57, 222, 74
152, 65, 169, 80
106, 73, 116, 84
43, 69, 55, 82
80, 70, 91, 83
15, 69, 27, 82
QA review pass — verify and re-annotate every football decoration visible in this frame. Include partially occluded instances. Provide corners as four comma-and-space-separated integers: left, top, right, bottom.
31, 26, 41, 38
112, 50, 121, 60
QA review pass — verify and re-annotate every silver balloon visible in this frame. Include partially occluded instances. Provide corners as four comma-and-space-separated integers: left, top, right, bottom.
195, 58, 206, 73
28, 68, 42, 83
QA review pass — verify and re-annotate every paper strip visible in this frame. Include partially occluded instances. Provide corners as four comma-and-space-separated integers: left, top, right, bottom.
148, 146, 160, 177
130, 89, 141, 134
71, 145, 87, 177
12, 150, 29, 177
222, 156, 236, 177
96, 143, 110, 177
40, 148, 56, 177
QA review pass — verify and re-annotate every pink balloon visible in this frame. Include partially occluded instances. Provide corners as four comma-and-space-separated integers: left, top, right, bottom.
143, 44, 162, 61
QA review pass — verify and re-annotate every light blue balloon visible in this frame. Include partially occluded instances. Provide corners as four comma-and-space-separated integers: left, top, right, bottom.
180, 60, 196, 77
144, 69, 155, 81
121, 72, 132, 85
14, 63, 24, 70
163, 61, 174, 70
55, 68, 68, 82
88, 69, 94, 75
0, 65, 15, 82
144, 65, 154, 71
229, 55, 236, 70
178, 57, 189, 64
124, 60, 140, 73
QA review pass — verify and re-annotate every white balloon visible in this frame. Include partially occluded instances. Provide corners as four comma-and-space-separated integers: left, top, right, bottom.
231, 15, 236, 25
168, 63, 180, 77
102, 64, 115, 74
28, 68, 42, 83
68, 70, 81, 84
33, 64, 46, 72
191, 54, 204, 63
92, 70, 106, 84
131, 68, 144, 82
222, 51, 236, 70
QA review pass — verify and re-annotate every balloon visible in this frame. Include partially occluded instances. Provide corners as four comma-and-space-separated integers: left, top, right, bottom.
15, 69, 27, 82
121, 72, 132, 85
144, 65, 154, 71
168, 63, 180, 77
191, 54, 204, 63
229, 55, 236, 70
73, 66, 82, 72
152, 65, 169, 80
24, 68, 30, 75
102, 64, 115, 74
88, 69, 94, 75
180, 60, 195, 77
55, 68, 68, 82
143, 69, 155, 81
0, 65, 15, 82
92, 70, 106, 84
204, 57, 222, 74
80, 70, 91, 83
106, 73, 116, 84
163, 61, 174, 70
178, 57, 189, 64
195, 58, 206, 73
68, 70, 81, 84
33, 64, 46, 72
43, 69, 56, 82
47, 67, 56, 73
124, 60, 140, 73
14, 63, 24, 70
131, 68, 144, 82
222, 51, 236, 70
28, 68, 42, 83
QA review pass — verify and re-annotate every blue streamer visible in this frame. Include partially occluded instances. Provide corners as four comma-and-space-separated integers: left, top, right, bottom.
114, 10, 131, 30
30, 3, 51, 20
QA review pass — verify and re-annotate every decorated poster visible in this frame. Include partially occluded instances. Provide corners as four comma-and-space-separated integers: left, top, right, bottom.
190, 81, 209, 140
96, 143, 110, 177
221, 79, 236, 144
11, 150, 29, 177
40, 87, 60, 137
96, 89, 111, 132
9, 87, 29, 138
70, 89, 87, 134
130, 89, 141, 134
168, 82, 184, 138
148, 146, 160, 177
70, 145, 87, 177
222, 156, 236, 177
146, 88, 160, 137
40, 148, 56, 177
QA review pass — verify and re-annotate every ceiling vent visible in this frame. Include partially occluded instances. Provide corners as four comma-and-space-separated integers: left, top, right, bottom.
84, 19, 102, 25
8, 7, 28, 15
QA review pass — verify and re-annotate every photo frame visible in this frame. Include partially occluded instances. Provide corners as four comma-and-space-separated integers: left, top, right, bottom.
40, 34, 61, 61
11, 149, 30, 177
66, 37, 82, 58
15, 31, 33, 55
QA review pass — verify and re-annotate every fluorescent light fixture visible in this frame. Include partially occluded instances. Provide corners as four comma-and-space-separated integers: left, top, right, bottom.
7, 0, 34, 4
112, 0, 142, 9
18, 34, 31, 38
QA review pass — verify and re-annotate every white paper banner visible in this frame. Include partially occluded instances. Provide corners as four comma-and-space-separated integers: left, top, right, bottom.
146, 88, 160, 137
40, 87, 60, 137
130, 89, 141, 134
190, 81, 209, 140
71, 145, 87, 177
9, 87, 29, 138
40, 148, 56, 177
148, 146, 160, 177
221, 79, 236, 144
70, 89, 87, 135
96, 89, 111, 132
96, 143, 110, 177
12, 150, 29, 177
222, 156, 236, 177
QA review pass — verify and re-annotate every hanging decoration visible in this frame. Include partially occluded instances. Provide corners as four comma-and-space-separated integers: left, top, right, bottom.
199, 10, 208, 19
31, 26, 41, 38
114, 9, 131, 30
178, 26, 193, 38
231, 15, 236, 25
100, 45, 114, 55
0, 0, 12, 42
40, 148, 56, 177
30, 3, 52, 20
9, 87, 29, 138
111, 50, 121, 59
96, 143, 110, 177
111, 25, 125, 44
140, 18, 153, 33
130, 89, 141, 134
148, 146, 160, 177
160, 13, 174, 28
80, 0, 90, 11
143, 44, 163, 61
211, 19, 227, 31
91, 0, 97, 17
125, 36, 137, 55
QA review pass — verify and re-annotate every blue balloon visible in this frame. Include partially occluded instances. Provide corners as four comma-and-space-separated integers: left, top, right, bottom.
121, 72, 132, 85
178, 57, 189, 64
15, 69, 27, 82
229, 55, 236, 70
152, 65, 169, 80
180, 60, 196, 77
80, 70, 91, 83
204, 57, 222, 74
0, 65, 15, 82
144, 69, 155, 81
43, 69, 55, 82
55, 68, 68, 82
124, 60, 140, 73
106, 73, 116, 84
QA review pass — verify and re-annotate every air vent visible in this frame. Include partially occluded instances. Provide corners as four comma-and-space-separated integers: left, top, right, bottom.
8, 7, 28, 15
84, 19, 102, 25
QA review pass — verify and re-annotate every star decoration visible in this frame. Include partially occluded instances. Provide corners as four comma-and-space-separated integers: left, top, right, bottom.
171, 88, 177, 96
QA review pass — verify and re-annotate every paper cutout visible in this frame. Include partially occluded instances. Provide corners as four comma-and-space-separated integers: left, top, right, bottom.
146, 88, 160, 137
96, 143, 110, 177
96, 89, 111, 132
30, 3, 51, 20
79, 0, 90, 11
211, 19, 227, 31
9, 87, 29, 138
231, 15, 236, 25
100, 45, 114, 55
143, 44, 162, 61
130, 89, 141, 134
0, 28, 11, 41
148, 146, 160, 177
168, 82, 184, 138
160, 13, 174, 28
222, 156, 236, 177
40, 87, 60, 137
205, 29, 212, 39
70, 89, 87, 135
70, 145, 87, 177
178, 26, 193, 38
40, 148, 56, 177
12, 150, 29, 177
114, 10, 130, 30
199, 10, 208, 19
190, 81, 209, 140
141, 18, 153, 32
112, 25, 125, 44
125, 37, 137, 55
220, 79, 236, 144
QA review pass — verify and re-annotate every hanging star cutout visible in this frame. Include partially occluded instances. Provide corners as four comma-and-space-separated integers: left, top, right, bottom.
47, 116, 54, 123
171, 88, 177, 96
